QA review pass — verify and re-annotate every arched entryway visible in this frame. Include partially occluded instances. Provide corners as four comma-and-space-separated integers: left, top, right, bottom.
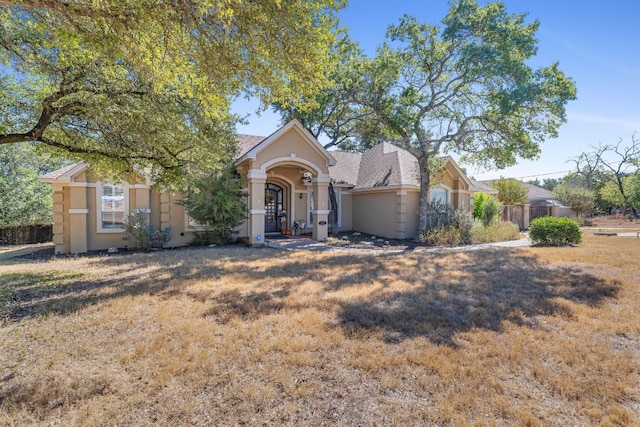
264, 183, 284, 233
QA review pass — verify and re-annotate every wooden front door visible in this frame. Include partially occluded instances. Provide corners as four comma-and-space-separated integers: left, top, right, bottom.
265, 183, 283, 233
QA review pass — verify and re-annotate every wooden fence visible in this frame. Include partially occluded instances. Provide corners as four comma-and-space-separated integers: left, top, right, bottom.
0, 224, 53, 245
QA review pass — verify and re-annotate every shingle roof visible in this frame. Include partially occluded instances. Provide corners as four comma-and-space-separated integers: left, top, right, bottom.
469, 179, 499, 194
329, 142, 421, 190
520, 182, 554, 201
479, 180, 554, 201
40, 162, 84, 180
237, 134, 266, 158
328, 151, 361, 185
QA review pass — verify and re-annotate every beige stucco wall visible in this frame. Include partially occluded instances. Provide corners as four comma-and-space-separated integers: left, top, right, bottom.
405, 191, 419, 239
352, 191, 399, 239
339, 191, 353, 232
252, 127, 331, 174
86, 185, 156, 251
294, 191, 309, 233
554, 206, 577, 219
237, 124, 332, 244
150, 192, 161, 230
49, 170, 161, 253
351, 189, 419, 240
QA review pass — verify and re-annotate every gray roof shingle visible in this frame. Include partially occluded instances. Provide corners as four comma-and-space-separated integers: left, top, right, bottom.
331, 142, 420, 189
328, 151, 361, 185
237, 134, 266, 158
40, 162, 84, 180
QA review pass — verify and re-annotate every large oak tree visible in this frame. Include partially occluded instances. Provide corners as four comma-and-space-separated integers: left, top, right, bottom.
0, 0, 344, 185
358, 1, 576, 236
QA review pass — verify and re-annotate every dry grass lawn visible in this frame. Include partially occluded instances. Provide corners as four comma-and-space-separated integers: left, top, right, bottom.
0, 235, 639, 426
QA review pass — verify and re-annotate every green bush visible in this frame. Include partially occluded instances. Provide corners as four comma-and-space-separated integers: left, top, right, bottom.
473, 192, 503, 226
472, 192, 488, 220
529, 216, 582, 247
178, 168, 246, 245
470, 220, 520, 244
481, 196, 503, 226
122, 211, 173, 250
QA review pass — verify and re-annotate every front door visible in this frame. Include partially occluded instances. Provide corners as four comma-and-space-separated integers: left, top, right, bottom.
265, 183, 283, 233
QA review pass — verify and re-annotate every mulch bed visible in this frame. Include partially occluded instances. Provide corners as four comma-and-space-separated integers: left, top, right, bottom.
325, 232, 428, 251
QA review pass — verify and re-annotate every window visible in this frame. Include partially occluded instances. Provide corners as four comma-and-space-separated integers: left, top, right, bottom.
101, 184, 125, 228
430, 187, 448, 204
186, 213, 205, 230
97, 183, 128, 232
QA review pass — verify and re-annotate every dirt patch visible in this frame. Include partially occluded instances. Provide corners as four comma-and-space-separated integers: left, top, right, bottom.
583, 214, 640, 229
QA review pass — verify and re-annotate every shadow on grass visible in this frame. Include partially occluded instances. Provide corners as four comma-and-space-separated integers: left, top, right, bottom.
337, 250, 620, 344
1, 246, 621, 347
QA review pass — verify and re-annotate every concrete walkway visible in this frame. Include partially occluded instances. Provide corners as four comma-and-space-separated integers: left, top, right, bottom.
612, 232, 640, 238
265, 235, 531, 254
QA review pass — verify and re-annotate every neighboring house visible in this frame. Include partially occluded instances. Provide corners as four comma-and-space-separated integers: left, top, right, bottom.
474, 180, 576, 229
41, 120, 477, 254
519, 182, 576, 220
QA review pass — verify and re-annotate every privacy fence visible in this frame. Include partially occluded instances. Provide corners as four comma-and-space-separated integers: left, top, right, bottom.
0, 224, 53, 245
501, 204, 575, 230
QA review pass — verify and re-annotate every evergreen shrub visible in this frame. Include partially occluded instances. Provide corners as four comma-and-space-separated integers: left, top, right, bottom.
529, 216, 582, 247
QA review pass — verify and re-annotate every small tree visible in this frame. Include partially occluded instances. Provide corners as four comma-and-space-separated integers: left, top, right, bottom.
490, 178, 528, 206
473, 192, 489, 220
178, 168, 246, 245
473, 192, 503, 226
573, 134, 640, 217
481, 196, 503, 227
553, 182, 595, 219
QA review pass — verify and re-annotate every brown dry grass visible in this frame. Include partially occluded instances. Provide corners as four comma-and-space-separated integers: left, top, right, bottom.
0, 236, 639, 426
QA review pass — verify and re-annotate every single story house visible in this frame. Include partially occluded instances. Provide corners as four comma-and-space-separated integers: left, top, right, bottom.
41, 120, 479, 254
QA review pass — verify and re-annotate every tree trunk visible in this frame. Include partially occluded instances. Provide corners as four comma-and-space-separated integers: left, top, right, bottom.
416, 157, 432, 240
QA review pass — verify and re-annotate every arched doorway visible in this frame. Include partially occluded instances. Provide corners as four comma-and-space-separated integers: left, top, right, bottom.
264, 183, 284, 233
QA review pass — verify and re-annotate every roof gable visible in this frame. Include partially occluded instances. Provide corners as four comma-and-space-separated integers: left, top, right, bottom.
40, 162, 87, 183
237, 119, 336, 167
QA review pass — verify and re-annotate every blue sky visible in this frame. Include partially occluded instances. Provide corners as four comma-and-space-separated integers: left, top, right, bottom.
236, 0, 640, 181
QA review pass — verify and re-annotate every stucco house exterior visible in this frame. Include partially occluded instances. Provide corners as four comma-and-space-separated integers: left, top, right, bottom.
41, 120, 479, 254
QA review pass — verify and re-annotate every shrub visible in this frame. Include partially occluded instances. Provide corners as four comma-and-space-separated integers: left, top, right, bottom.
481, 196, 503, 226
529, 216, 582, 247
420, 201, 473, 245
122, 210, 173, 251
178, 168, 246, 245
472, 192, 488, 220
470, 220, 520, 244
452, 209, 474, 244
422, 226, 462, 246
